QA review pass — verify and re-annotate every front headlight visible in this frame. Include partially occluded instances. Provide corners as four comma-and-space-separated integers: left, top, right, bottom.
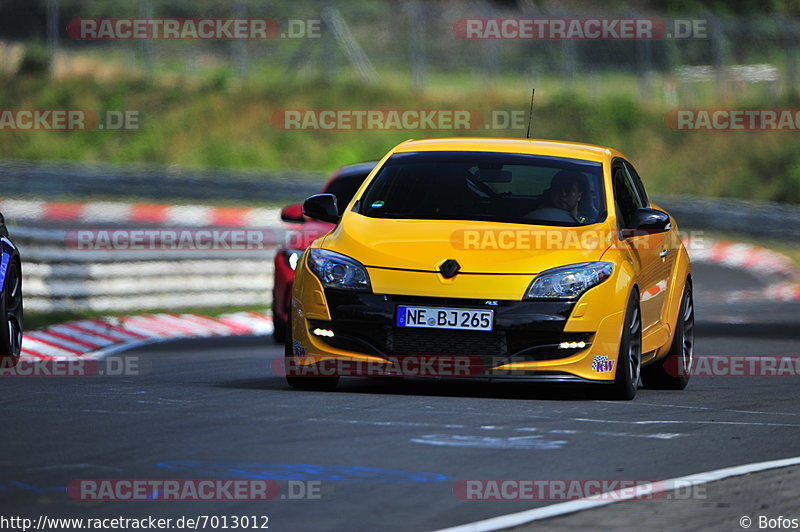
307, 249, 372, 291
525, 262, 613, 300
283, 249, 304, 271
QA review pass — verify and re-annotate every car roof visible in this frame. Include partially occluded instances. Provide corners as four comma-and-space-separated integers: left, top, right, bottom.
392, 137, 617, 163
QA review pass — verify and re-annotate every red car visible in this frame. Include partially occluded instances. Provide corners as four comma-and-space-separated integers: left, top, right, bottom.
272, 162, 376, 343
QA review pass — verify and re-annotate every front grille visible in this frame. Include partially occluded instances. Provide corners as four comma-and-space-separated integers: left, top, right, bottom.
386, 328, 507, 357
309, 319, 590, 363
324, 332, 387, 356
388, 327, 507, 358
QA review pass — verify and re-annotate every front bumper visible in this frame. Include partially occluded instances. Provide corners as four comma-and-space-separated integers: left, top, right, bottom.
290, 289, 626, 382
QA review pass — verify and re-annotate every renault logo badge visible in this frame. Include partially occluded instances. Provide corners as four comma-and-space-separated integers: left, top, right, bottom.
438, 259, 461, 279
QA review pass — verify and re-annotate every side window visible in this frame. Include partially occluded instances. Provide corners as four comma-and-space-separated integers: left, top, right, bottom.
612, 166, 639, 228
623, 161, 649, 207
324, 174, 368, 215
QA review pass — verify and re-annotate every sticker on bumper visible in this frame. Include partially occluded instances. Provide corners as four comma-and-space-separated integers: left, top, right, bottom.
592, 356, 614, 372
292, 340, 306, 358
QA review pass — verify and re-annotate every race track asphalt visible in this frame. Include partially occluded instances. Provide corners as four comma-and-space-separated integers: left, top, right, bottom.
3, 262, 799, 531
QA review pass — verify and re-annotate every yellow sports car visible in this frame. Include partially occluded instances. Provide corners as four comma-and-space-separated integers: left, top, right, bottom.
284, 138, 693, 400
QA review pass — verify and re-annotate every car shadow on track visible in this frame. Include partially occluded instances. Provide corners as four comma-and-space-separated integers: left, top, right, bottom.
335, 378, 603, 401
216, 376, 606, 402
696, 321, 800, 340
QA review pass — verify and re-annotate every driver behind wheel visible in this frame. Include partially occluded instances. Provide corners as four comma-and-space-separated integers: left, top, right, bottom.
526, 170, 586, 223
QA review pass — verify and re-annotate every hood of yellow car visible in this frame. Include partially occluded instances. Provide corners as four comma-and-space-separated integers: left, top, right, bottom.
322, 212, 614, 275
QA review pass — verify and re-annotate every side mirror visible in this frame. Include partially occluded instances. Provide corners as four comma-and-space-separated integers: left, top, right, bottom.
280, 204, 305, 224
302, 194, 340, 224
624, 208, 671, 237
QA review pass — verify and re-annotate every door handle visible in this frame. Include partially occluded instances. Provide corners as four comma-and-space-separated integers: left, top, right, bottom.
659, 249, 669, 258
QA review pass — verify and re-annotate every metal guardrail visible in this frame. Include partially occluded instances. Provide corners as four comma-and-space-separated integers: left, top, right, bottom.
4, 160, 795, 242
0, 160, 323, 203
9, 192, 799, 313
11, 225, 280, 312
654, 195, 800, 243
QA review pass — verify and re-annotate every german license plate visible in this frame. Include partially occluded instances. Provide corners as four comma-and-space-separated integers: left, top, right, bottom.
396, 306, 493, 331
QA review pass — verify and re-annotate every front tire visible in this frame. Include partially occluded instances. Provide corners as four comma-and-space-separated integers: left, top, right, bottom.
642, 280, 693, 390
0, 259, 22, 369
605, 290, 641, 400
284, 319, 339, 391
271, 296, 286, 344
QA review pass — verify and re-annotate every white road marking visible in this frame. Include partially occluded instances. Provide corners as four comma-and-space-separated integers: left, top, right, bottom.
164, 205, 213, 226
26, 463, 124, 472
245, 208, 281, 226
48, 325, 116, 347
11, 407, 153, 415
300, 417, 686, 440
0, 199, 46, 219
435, 455, 800, 532
135, 399, 195, 405
80, 202, 133, 223
411, 434, 568, 450
305, 418, 465, 429
591, 431, 683, 440
25, 332, 88, 352
78, 409, 146, 415
314, 405, 799, 430
595, 400, 799, 417
21, 337, 83, 359
571, 417, 800, 428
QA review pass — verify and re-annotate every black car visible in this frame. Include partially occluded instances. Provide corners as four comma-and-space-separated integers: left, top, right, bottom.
0, 212, 23, 367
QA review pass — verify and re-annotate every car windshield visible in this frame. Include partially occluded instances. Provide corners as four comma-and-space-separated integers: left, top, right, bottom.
357, 151, 606, 226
